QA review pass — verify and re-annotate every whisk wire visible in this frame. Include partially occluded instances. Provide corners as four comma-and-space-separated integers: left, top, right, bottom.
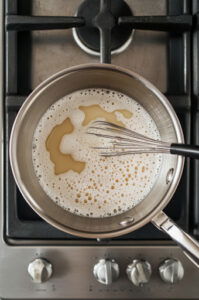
87, 121, 171, 157
91, 121, 166, 144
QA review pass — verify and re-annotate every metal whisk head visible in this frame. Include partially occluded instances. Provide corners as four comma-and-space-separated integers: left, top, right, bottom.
87, 121, 171, 157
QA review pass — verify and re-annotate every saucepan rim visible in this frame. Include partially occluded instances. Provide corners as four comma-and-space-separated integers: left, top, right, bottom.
9, 63, 184, 238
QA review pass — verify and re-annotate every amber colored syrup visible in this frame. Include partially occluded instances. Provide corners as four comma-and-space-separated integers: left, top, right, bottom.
46, 104, 132, 175
79, 104, 132, 127
46, 118, 85, 175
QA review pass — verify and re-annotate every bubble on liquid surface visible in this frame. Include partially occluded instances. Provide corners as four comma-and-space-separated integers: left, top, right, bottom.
32, 88, 162, 218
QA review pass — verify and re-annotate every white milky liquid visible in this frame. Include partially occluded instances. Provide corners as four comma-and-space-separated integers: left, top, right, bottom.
32, 88, 162, 218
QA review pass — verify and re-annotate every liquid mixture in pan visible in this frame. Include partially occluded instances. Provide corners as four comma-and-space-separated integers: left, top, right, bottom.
32, 88, 162, 217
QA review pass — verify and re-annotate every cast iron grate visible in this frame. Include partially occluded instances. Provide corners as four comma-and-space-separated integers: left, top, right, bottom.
4, 0, 195, 240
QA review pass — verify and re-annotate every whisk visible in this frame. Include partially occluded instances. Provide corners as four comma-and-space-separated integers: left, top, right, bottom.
87, 121, 199, 159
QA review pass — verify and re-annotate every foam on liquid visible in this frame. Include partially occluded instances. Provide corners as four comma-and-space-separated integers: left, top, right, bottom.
32, 88, 162, 218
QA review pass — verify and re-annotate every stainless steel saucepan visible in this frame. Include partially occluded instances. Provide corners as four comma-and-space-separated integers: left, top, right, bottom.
9, 63, 199, 267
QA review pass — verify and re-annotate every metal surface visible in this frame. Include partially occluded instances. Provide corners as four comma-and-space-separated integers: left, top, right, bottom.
88, 120, 171, 156
28, 258, 53, 283
153, 211, 199, 268
118, 15, 193, 32
0, 245, 199, 299
72, 0, 134, 63
93, 259, 120, 285
0, 0, 3, 256
1, 0, 199, 299
192, 0, 199, 237
30, 0, 167, 92
159, 258, 184, 284
9, 64, 184, 238
126, 259, 152, 286
72, 25, 133, 57
88, 121, 199, 158
94, 0, 113, 63
6, 15, 85, 31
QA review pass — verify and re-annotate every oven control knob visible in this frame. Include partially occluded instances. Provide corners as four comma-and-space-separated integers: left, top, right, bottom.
126, 259, 152, 286
93, 259, 119, 285
28, 258, 53, 283
159, 259, 184, 284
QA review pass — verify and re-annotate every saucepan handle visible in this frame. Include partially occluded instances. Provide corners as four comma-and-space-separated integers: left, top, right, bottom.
152, 211, 199, 268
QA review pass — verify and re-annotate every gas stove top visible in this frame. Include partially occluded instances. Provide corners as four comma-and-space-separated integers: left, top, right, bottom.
1, 0, 199, 299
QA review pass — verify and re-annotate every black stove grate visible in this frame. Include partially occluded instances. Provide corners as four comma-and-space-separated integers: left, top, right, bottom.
4, 0, 196, 240
192, 0, 199, 237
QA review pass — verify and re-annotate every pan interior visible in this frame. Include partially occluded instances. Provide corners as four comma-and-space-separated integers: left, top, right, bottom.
32, 87, 162, 219
11, 65, 184, 237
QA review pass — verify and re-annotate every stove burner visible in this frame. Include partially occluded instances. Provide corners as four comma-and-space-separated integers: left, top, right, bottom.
72, 0, 133, 56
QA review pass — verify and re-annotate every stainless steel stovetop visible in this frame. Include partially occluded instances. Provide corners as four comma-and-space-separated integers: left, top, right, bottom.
1, 0, 199, 299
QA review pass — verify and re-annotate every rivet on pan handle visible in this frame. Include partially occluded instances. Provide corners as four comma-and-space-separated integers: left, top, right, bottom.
152, 211, 199, 268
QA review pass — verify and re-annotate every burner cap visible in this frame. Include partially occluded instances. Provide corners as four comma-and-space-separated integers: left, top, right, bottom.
73, 0, 133, 56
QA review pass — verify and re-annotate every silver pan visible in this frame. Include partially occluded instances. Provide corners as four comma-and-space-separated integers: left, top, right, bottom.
9, 63, 199, 267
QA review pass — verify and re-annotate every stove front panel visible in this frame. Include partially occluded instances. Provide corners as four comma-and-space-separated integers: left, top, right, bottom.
0, 244, 198, 299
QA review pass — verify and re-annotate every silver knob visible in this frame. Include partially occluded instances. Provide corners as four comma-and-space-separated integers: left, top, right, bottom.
126, 259, 152, 286
93, 259, 119, 285
159, 258, 184, 284
28, 258, 53, 283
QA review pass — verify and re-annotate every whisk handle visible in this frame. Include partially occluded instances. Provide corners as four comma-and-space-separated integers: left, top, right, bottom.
170, 144, 199, 159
